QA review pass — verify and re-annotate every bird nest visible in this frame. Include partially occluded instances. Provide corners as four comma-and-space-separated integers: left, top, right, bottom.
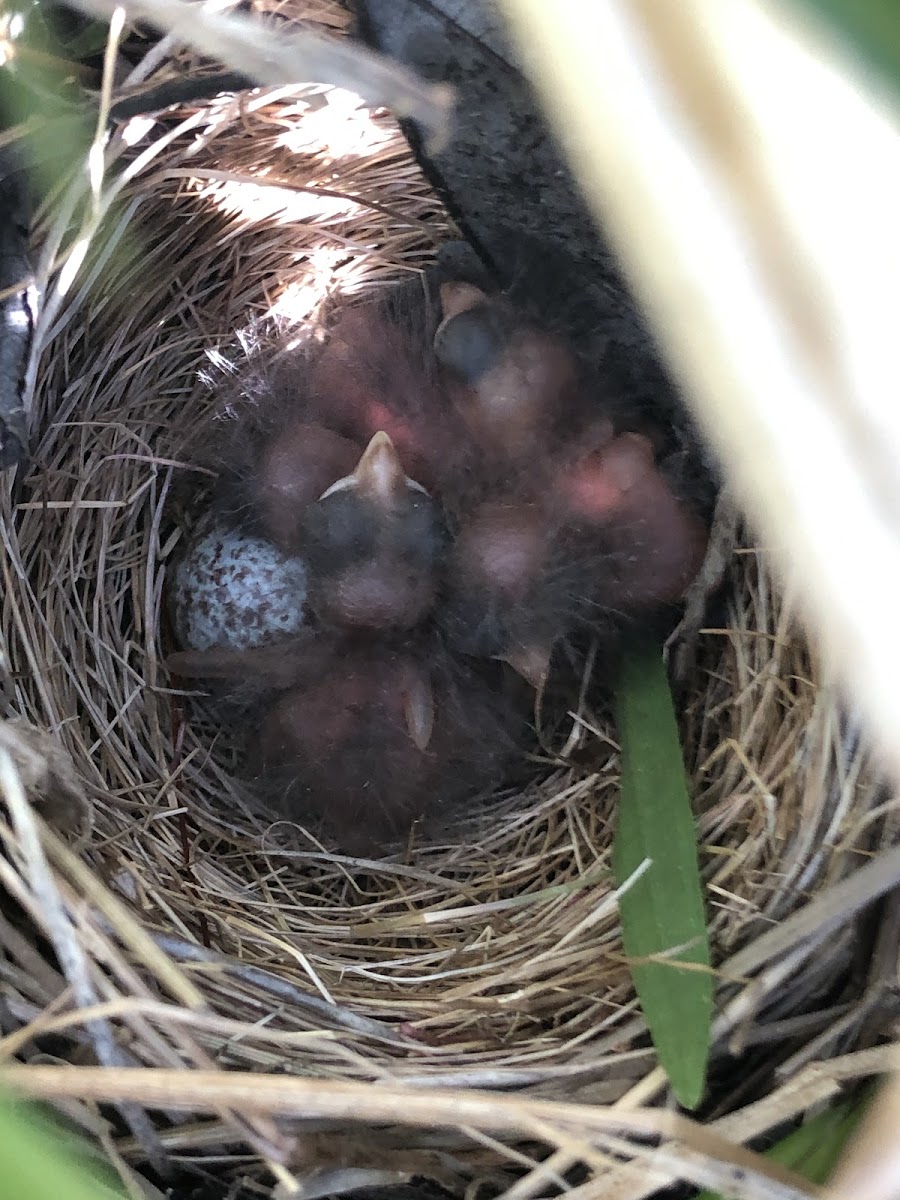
0, 3, 890, 1197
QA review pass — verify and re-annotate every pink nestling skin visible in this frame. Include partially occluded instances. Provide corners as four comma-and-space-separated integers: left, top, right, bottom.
560, 433, 708, 606
253, 422, 361, 555
257, 648, 432, 854
308, 306, 466, 494
563, 432, 657, 520
167, 636, 436, 853
439, 432, 708, 685
433, 285, 581, 463
257, 642, 523, 855
450, 503, 549, 604
440, 500, 559, 687
168, 632, 524, 858
165, 630, 335, 690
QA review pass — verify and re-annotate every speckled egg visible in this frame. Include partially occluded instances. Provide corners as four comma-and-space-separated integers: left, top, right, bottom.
173, 525, 308, 652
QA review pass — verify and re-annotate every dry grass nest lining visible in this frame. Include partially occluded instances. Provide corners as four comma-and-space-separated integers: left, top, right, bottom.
0, 4, 890, 1191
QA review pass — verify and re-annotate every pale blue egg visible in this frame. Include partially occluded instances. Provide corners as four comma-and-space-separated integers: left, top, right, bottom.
174, 525, 308, 652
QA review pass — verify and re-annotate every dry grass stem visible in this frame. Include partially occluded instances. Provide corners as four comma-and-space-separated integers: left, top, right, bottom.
497, 0, 900, 786
71, 0, 453, 146
0, 1063, 833, 1200
0, 1, 893, 1195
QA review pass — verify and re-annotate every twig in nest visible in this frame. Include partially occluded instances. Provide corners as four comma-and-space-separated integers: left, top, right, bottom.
0, 1064, 830, 1200
70, 0, 454, 149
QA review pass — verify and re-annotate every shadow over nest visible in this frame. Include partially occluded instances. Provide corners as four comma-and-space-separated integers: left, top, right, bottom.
0, 4, 889, 1197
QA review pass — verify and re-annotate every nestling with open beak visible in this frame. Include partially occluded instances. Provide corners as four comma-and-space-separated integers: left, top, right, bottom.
300, 430, 447, 632
303, 301, 470, 495
168, 252, 714, 852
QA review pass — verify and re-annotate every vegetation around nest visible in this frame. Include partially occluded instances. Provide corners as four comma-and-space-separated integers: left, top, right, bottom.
0, 2, 892, 1197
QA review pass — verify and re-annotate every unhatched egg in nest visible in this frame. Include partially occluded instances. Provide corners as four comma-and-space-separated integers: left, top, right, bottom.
173, 524, 308, 652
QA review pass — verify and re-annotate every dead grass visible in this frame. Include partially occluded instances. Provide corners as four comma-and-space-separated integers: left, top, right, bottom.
0, 3, 893, 1197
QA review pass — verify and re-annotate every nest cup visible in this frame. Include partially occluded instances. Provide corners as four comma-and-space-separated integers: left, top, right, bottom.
0, 4, 889, 1195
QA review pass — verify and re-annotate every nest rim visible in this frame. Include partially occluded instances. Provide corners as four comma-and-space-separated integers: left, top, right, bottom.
0, 11, 886, 1195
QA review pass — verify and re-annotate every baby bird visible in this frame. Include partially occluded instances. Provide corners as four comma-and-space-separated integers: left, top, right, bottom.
432, 281, 709, 686
434, 282, 582, 468
166, 632, 525, 855
438, 431, 708, 687
304, 302, 470, 495
260, 646, 436, 853
259, 640, 525, 854
300, 430, 447, 632
170, 256, 714, 851
557, 431, 709, 609
252, 421, 361, 556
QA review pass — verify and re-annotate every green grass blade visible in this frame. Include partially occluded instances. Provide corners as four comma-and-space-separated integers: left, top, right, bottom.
791, 0, 900, 105
0, 1095, 127, 1200
613, 643, 712, 1109
694, 1091, 871, 1199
